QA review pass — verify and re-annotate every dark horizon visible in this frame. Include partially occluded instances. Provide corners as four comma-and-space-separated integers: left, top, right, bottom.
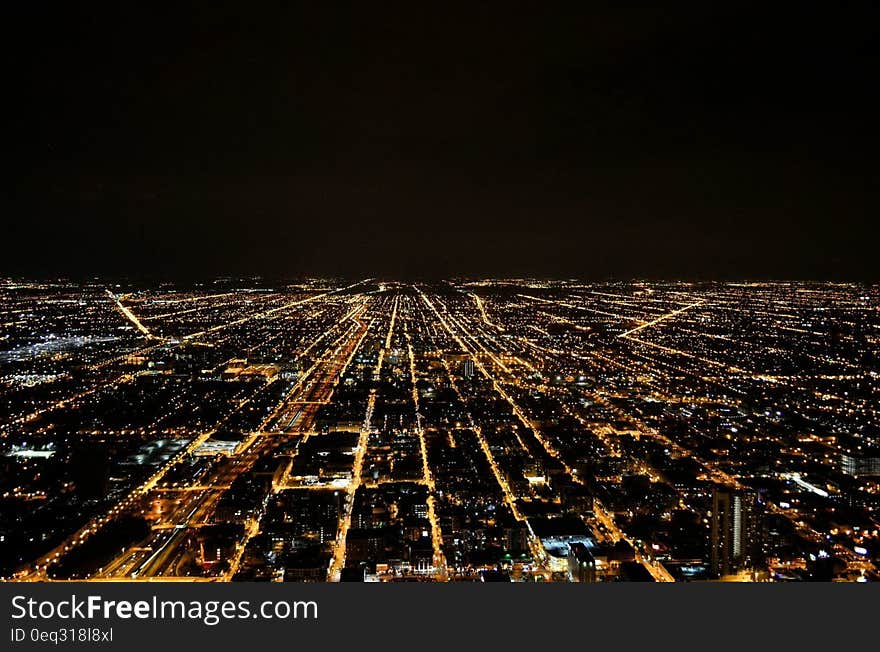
6, 2, 880, 280
4, 273, 880, 286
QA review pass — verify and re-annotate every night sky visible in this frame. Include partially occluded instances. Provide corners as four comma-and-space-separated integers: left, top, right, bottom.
6, 2, 880, 280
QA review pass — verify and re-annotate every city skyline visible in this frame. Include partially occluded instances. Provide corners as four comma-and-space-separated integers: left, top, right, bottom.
1, 278, 878, 582
4, 2, 880, 587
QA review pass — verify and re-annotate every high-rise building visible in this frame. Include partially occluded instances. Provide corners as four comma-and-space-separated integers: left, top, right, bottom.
567, 542, 597, 582
462, 359, 475, 379
710, 487, 762, 578
840, 450, 880, 477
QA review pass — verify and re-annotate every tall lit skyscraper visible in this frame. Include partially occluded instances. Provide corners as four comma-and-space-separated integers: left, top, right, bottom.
710, 487, 762, 578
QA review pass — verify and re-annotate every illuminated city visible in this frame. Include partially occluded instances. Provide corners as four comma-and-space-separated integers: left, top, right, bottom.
1, 278, 877, 582
5, 6, 880, 652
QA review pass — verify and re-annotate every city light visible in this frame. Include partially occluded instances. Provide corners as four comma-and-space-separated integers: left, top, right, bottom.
0, 279, 878, 583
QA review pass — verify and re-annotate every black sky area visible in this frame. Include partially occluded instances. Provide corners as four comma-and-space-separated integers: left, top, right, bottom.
5, 2, 880, 281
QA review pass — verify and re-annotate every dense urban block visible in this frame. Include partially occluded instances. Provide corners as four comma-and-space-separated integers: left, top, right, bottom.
1, 278, 878, 582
